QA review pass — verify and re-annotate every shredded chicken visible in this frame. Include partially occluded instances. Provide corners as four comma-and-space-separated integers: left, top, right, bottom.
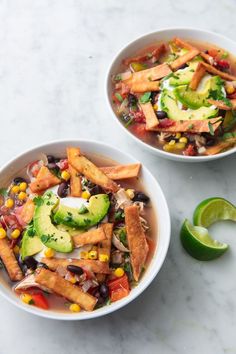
14, 274, 51, 293
115, 188, 132, 209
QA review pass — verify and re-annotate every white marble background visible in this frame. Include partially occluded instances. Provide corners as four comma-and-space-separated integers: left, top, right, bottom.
0, 1, 236, 353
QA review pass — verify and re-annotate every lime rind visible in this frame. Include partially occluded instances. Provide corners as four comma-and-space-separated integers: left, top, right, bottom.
193, 197, 236, 227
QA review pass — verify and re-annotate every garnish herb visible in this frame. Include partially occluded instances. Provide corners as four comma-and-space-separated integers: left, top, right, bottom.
208, 122, 214, 136
78, 204, 88, 214
115, 92, 123, 103
139, 92, 151, 104
33, 196, 44, 207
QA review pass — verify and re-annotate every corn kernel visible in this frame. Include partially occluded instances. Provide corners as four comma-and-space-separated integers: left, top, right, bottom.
175, 133, 181, 139
114, 267, 125, 278
153, 104, 158, 111
19, 182, 27, 192
80, 251, 89, 259
11, 229, 21, 239
44, 248, 55, 258
226, 84, 235, 95
81, 191, 91, 200
88, 250, 98, 260
5, 198, 14, 208
69, 303, 81, 312
18, 192, 27, 201
11, 185, 20, 194
169, 140, 176, 146
61, 170, 71, 181
0, 227, 7, 239
125, 189, 135, 199
69, 276, 77, 284
179, 137, 188, 144
13, 245, 20, 255
21, 293, 33, 305
99, 254, 109, 262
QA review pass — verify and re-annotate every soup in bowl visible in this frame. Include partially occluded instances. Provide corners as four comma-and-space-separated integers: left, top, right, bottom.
107, 28, 236, 161
0, 140, 170, 320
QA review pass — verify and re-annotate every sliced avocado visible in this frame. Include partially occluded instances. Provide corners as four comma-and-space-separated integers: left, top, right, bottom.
34, 191, 73, 253
169, 61, 199, 86
20, 227, 43, 260
160, 89, 218, 121
56, 224, 83, 236
174, 76, 223, 109
53, 194, 110, 229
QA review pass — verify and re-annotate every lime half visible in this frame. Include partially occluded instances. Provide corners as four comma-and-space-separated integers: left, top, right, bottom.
193, 197, 236, 228
180, 219, 228, 261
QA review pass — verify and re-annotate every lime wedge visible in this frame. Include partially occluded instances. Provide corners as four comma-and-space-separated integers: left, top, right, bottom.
193, 197, 236, 228
180, 219, 228, 260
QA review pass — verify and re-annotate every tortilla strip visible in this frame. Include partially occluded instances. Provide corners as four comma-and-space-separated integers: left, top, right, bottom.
41, 257, 111, 274
189, 63, 206, 90
98, 223, 113, 261
130, 81, 160, 93
200, 51, 215, 64
208, 99, 232, 110
140, 102, 159, 129
170, 48, 199, 71
148, 117, 222, 133
67, 147, 118, 193
29, 166, 60, 193
35, 268, 97, 311
73, 227, 106, 247
126, 63, 172, 84
123, 43, 167, 65
201, 62, 236, 81
69, 164, 82, 197
205, 138, 236, 155
124, 205, 149, 282
0, 238, 23, 281
19, 199, 35, 224
100, 164, 141, 180
173, 37, 196, 51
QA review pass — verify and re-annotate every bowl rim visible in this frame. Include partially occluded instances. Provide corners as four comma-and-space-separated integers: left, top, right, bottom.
0, 138, 171, 320
105, 27, 236, 162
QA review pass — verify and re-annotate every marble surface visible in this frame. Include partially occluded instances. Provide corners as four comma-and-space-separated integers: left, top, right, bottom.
0, 1, 236, 353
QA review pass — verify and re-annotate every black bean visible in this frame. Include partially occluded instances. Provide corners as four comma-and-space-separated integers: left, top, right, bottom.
133, 192, 150, 203
99, 284, 109, 298
67, 265, 84, 275
156, 111, 167, 119
128, 93, 137, 107
57, 182, 69, 198
178, 63, 188, 70
90, 185, 104, 196
47, 155, 55, 163
37, 262, 49, 269
150, 91, 159, 105
24, 256, 38, 270
13, 177, 27, 185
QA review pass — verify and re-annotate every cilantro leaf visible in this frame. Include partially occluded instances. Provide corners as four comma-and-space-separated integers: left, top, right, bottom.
139, 92, 151, 104
33, 196, 44, 207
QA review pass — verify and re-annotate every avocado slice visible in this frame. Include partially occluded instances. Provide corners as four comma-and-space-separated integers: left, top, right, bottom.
169, 61, 199, 86
34, 191, 73, 253
53, 194, 110, 229
174, 76, 223, 109
160, 89, 218, 121
20, 227, 44, 260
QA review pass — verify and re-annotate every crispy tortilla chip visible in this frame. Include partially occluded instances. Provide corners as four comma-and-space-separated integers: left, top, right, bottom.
189, 62, 206, 90
100, 164, 141, 180
200, 51, 215, 64
124, 205, 149, 281
73, 227, 106, 247
0, 238, 23, 281
123, 43, 167, 66
29, 166, 60, 193
67, 147, 118, 192
171, 49, 200, 70
140, 102, 159, 129
18, 199, 35, 225
35, 268, 97, 311
202, 62, 236, 81
205, 138, 236, 155
130, 81, 160, 93
208, 99, 232, 110
148, 117, 222, 133
98, 223, 113, 261
128, 63, 172, 83
69, 164, 82, 197
41, 257, 111, 274
173, 37, 196, 50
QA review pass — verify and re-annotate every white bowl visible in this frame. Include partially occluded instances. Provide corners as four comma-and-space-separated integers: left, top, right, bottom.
0, 139, 170, 320
106, 27, 236, 162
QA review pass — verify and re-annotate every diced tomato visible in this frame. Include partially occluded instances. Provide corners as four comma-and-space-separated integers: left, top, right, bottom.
183, 144, 197, 156
207, 48, 219, 58
28, 161, 42, 178
158, 118, 175, 128
108, 274, 130, 302
215, 59, 230, 70
228, 91, 236, 99
31, 292, 49, 310
132, 110, 145, 123
56, 159, 69, 171
112, 92, 127, 104
131, 124, 146, 137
